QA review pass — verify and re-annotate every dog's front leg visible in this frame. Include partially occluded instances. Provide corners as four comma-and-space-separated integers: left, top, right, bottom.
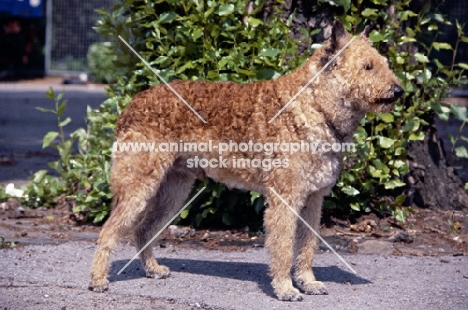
293, 189, 329, 295
264, 189, 303, 301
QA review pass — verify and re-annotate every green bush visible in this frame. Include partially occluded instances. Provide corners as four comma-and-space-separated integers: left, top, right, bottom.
87, 42, 118, 83
14, 0, 467, 227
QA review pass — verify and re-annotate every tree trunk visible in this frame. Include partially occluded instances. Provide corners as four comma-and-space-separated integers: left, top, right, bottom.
406, 117, 468, 210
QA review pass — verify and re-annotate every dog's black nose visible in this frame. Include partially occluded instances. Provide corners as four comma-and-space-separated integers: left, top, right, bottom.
394, 84, 404, 98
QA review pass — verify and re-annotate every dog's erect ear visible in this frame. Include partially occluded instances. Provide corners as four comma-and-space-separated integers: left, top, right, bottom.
321, 20, 351, 66
360, 25, 371, 39
330, 20, 350, 50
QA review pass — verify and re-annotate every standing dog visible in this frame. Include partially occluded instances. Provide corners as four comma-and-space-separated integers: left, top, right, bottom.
89, 20, 402, 301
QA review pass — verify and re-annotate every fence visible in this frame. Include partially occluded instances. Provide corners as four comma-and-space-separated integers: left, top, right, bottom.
46, 0, 116, 74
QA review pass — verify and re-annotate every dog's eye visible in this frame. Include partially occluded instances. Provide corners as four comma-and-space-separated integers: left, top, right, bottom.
364, 63, 373, 70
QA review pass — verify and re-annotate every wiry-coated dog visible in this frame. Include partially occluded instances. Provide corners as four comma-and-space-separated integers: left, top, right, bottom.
89, 21, 403, 301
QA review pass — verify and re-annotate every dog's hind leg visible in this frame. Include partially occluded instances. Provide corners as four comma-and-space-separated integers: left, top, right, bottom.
89, 152, 175, 292
293, 188, 329, 295
133, 166, 197, 279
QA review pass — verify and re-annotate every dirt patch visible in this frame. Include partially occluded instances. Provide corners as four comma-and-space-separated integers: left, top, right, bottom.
0, 198, 467, 256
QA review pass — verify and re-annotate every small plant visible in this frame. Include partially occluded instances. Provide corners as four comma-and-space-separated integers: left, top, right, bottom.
24, 88, 112, 222
0, 236, 16, 249
36, 88, 74, 173
448, 212, 462, 233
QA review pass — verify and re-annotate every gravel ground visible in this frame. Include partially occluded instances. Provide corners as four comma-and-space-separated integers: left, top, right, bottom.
1, 241, 467, 310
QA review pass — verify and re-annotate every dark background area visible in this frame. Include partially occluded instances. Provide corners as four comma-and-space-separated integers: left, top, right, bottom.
0, 0, 45, 79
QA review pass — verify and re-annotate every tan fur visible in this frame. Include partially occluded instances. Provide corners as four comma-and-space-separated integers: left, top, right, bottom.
89, 21, 402, 301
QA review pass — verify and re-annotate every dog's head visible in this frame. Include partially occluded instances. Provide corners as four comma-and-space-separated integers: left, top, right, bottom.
321, 20, 403, 114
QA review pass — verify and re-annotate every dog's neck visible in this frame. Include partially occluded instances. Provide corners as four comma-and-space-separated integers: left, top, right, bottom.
326, 120, 348, 142
275, 57, 367, 142
318, 98, 367, 142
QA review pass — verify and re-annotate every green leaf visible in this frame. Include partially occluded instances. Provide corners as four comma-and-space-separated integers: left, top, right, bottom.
361, 8, 378, 18
369, 165, 387, 178
375, 123, 386, 131
180, 209, 189, 219
400, 10, 417, 21
455, 146, 468, 158
339, 0, 351, 12
457, 63, 468, 70
42, 132, 59, 149
395, 147, 405, 156
394, 195, 406, 207
32, 170, 48, 183
379, 113, 394, 123
465, 182, 468, 190
394, 209, 406, 223
216, 4, 234, 16
248, 18, 262, 27
57, 100, 67, 118
93, 211, 108, 223
59, 117, 71, 127
432, 42, 452, 51
409, 131, 425, 141
250, 191, 261, 204
36, 107, 55, 114
392, 160, 406, 169
341, 186, 360, 196
45, 87, 55, 99
414, 53, 429, 63
450, 105, 468, 122
379, 136, 395, 148
399, 36, 416, 43
192, 28, 203, 40
369, 30, 384, 42
350, 202, 360, 211
258, 48, 280, 57
237, 69, 256, 77
158, 12, 178, 23
384, 179, 406, 189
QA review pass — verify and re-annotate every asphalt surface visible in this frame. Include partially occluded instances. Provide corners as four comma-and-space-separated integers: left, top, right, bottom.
0, 83, 106, 183
1, 241, 467, 310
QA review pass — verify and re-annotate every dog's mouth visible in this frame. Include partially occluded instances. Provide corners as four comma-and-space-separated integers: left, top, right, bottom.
375, 96, 399, 105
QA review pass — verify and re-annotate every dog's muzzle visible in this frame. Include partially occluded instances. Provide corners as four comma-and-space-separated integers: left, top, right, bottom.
376, 84, 404, 105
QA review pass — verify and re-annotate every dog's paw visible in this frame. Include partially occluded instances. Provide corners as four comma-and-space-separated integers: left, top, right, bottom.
88, 278, 109, 293
275, 285, 303, 302
146, 264, 171, 279
296, 280, 328, 295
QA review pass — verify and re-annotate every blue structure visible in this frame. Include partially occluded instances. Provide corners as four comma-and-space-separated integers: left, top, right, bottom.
0, 0, 44, 18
